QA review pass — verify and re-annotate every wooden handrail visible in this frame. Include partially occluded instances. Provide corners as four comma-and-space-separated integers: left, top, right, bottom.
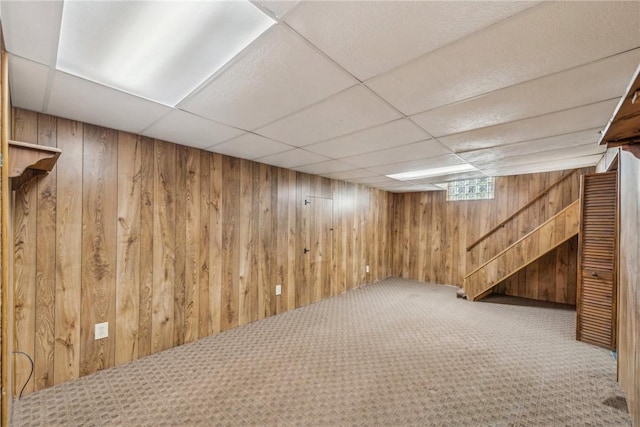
466, 169, 577, 252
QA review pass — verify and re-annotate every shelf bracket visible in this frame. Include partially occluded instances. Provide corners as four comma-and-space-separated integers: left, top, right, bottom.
8, 140, 62, 190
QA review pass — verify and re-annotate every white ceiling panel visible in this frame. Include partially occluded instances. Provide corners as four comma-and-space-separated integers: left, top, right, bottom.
210, 132, 293, 160
439, 99, 618, 153
367, 154, 467, 176
304, 119, 429, 158
367, 1, 640, 116
293, 160, 358, 176
8, 55, 50, 112
47, 71, 172, 134
1, 1, 63, 66
255, 85, 402, 146
142, 110, 244, 150
285, 1, 537, 81
341, 140, 452, 169
348, 176, 400, 185
254, 1, 300, 19
255, 148, 331, 169
317, 169, 378, 181
480, 154, 604, 176
412, 49, 640, 137
180, 25, 356, 130
459, 128, 601, 165
474, 143, 606, 169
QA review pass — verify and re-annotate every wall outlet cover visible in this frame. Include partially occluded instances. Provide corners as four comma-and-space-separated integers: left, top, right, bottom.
275, 284, 282, 296
95, 322, 109, 340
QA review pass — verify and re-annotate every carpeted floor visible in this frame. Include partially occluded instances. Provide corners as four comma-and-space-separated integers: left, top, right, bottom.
11, 278, 630, 426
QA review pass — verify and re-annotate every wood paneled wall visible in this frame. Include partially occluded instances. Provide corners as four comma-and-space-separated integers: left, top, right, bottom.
618, 150, 639, 424
391, 168, 593, 304
11, 108, 393, 395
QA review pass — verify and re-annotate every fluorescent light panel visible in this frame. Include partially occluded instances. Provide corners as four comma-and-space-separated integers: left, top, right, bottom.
387, 164, 476, 181
57, 1, 275, 106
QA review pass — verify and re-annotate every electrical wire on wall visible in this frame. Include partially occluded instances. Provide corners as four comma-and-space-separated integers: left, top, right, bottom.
12, 351, 34, 398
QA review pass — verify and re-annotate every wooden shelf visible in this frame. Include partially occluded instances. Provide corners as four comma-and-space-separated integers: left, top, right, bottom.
600, 64, 640, 149
8, 139, 61, 190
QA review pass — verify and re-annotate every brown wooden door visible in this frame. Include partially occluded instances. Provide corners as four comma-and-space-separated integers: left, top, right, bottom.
577, 171, 617, 349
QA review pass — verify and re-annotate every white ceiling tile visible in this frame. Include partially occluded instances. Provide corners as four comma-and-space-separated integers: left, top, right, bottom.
304, 119, 429, 158
342, 140, 452, 169
459, 128, 601, 165
8, 55, 49, 112
255, 148, 330, 169
474, 143, 606, 169
480, 154, 603, 176
348, 176, 398, 185
439, 99, 618, 153
181, 25, 356, 130
285, 1, 537, 81
1, 1, 63, 66
319, 169, 378, 181
412, 49, 640, 137
142, 110, 244, 149
209, 133, 293, 160
367, 1, 640, 115
368, 154, 466, 176
47, 71, 171, 134
254, 1, 300, 19
256, 85, 402, 146
293, 160, 357, 175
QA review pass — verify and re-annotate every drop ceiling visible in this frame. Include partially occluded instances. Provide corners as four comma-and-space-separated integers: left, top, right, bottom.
2, 1, 639, 193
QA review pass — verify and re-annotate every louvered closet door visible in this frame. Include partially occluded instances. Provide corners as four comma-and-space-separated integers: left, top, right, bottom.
577, 171, 617, 349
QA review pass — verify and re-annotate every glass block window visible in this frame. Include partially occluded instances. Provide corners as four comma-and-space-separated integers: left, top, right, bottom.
447, 177, 495, 201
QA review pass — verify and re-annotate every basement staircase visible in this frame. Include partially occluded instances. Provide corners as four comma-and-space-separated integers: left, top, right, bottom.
463, 199, 580, 301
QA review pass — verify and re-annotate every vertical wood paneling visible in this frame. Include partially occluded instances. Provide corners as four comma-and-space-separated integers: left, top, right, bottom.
184, 148, 200, 344
209, 153, 223, 335
13, 109, 38, 394
198, 152, 210, 338
151, 140, 176, 353
13, 109, 394, 396
619, 150, 639, 424
174, 146, 187, 347
34, 114, 57, 390
115, 132, 141, 366
221, 156, 240, 331
80, 124, 117, 376
53, 118, 82, 384
137, 137, 154, 358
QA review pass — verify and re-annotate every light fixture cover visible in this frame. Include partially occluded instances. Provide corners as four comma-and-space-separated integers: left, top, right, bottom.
57, 1, 275, 106
387, 163, 476, 181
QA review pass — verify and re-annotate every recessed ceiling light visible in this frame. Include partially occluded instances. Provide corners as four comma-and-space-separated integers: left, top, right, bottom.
57, 1, 275, 106
386, 164, 476, 181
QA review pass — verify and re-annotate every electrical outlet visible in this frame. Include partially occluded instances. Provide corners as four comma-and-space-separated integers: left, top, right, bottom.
365, 265, 370, 273
95, 322, 108, 340
275, 284, 282, 296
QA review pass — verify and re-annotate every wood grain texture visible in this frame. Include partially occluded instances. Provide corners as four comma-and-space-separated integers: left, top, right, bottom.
12, 109, 37, 394
80, 124, 117, 376
34, 115, 57, 390
137, 137, 154, 358
618, 150, 640, 425
12, 109, 392, 396
115, 132, 141, 366
53, 118, 82, 385
151, 140, 176, 353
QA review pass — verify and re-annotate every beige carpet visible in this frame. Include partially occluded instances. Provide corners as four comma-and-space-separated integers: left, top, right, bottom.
11, 278, 630, 426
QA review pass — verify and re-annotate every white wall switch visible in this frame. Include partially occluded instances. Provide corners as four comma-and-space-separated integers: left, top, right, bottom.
95, 322, 108, 340
275, 284, 282, 296
366, 265, 370, 273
